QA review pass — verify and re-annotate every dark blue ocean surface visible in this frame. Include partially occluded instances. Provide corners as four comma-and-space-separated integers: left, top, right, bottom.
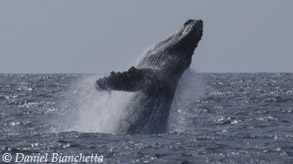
0, 73, 292, 163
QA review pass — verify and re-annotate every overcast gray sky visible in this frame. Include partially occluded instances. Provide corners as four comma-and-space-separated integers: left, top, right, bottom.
0, 1, 292, 73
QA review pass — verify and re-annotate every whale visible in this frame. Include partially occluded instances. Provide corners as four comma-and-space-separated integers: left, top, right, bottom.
96, 19, 203, 134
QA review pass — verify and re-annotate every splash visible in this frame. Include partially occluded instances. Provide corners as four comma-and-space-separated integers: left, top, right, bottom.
60, 75, 133, 133
168, 69, 205, 133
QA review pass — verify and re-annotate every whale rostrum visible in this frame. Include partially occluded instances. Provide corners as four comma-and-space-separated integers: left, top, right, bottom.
96, 19, 203, 134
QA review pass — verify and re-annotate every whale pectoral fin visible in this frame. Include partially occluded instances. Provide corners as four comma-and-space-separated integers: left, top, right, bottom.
96, 66, 154, 92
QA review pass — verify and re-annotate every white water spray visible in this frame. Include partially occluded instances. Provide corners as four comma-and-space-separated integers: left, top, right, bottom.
61, 75, 133, 133
169, 69, 205, 133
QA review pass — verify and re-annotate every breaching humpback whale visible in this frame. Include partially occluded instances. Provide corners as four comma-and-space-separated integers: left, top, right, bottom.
96, 19, 203, 134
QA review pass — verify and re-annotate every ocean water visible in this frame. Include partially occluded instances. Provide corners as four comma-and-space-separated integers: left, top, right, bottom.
0, 73, 293, 163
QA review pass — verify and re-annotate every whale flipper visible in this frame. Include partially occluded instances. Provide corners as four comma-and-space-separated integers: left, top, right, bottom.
96, 67, 155, 92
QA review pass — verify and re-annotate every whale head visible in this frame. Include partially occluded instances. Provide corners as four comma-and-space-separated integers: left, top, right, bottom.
138, 19, 203, 74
